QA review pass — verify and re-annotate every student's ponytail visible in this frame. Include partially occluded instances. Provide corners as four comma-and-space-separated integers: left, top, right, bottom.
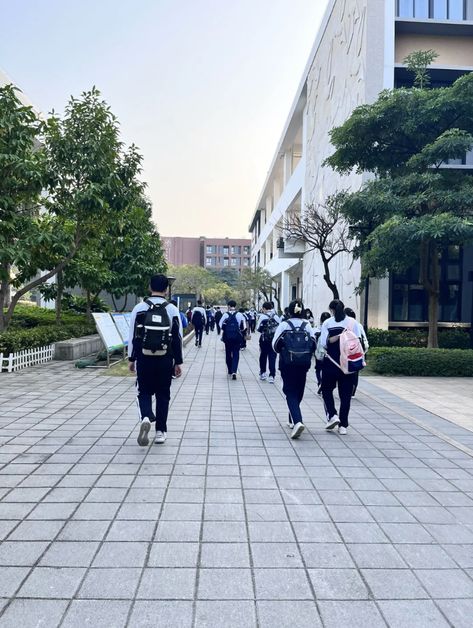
329, 299, 345, 323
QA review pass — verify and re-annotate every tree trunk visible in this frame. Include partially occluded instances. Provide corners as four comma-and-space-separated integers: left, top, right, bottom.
120, 294, 128, 312
55, 270, 63, 324
86, 290, 92, 321
427, 243, 440, 349
0, 281, 7, 332
322, 255, 339, 300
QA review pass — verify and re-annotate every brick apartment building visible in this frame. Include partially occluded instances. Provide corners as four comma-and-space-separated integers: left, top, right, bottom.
162, 236, 251, 273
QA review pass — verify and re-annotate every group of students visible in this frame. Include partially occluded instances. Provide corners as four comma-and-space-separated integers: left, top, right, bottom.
128, 274, 368, 447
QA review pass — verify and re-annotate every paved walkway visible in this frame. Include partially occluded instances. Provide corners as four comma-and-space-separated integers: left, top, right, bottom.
0, 332, 473, 628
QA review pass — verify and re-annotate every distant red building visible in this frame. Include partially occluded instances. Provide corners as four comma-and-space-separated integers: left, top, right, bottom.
162, 236, 251, 273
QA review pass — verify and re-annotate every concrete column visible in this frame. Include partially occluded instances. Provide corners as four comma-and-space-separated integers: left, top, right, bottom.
273, 179, 281, 205
281, 270, 291, 309
283, 150, 293, 186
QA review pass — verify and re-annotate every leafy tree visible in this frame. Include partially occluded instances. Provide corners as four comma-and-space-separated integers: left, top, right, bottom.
237, 267, 279, 311
168, 265, 216, 298
208, 267, 240, 287
202, 282, 237, 305
325, 66, 473, 348
0, 85, 46, 330
283, 196, 352, 300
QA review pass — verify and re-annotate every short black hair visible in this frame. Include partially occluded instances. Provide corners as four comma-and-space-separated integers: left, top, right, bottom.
344, 307, 356, 319
197, 300, 202, 306
288, 299, 305, 318
150, 274, 169, 292
227, 299, 236, 307
262, 301, 273, 310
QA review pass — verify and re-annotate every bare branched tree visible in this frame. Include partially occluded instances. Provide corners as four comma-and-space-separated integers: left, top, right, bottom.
283, 194, 352, 300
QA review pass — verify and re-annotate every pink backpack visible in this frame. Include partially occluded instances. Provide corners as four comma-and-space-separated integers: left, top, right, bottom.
326, 318, 366, 374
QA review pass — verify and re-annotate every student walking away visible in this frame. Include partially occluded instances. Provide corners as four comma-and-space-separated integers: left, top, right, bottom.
171, 300, 188, 331
315, 312, 331, 394
214, 307, 223, 335
257, 301, 280, 383
239, 308, 250, 349
273, 300, 316, 439
320, 299, 365, 435
344, 307, 369, 397
205, 306, 214, 334
220, 300, 246, 380
191, 300, 207, 347
248, 307, 257, 333
128, 274, 183, 446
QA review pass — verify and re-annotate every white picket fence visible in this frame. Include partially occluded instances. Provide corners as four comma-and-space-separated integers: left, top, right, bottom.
0, 344, 55, 373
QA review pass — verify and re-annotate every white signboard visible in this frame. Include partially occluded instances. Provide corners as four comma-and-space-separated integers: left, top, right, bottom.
112, 313, 129, 346
92, 313, 124, 351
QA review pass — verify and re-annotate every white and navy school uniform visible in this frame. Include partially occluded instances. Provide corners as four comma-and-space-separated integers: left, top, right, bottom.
257, 311, 280, 378
273, 317, 316, 425
320, 315, 363, 428
191, 306, 207, 346
220, 310, 247, 375
128, 297, 183, 432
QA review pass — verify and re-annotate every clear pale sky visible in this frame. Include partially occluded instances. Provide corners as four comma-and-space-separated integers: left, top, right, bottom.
1, 0, 329, 238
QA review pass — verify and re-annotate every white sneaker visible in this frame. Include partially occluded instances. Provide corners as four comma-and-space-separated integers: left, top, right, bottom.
287, 413, 294, 428
325, 416, 340, 431
259, 373, 267, 381
154, 431, 167, 444
338, 426, 347, 435
267, 376, 275, 383
137, 417, 151, 446
291, 422, 305, 439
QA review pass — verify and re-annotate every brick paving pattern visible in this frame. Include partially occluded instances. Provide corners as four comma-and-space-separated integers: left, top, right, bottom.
0, 332, 473, 627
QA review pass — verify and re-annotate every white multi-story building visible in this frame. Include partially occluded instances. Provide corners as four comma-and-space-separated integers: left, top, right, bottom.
249, 0, 473, 329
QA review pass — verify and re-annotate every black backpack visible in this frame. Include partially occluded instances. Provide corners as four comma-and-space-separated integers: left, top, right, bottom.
223, 312, 242, 342
138, 299, 172, 357
280, 321, 314, 367
192, 309, 203, 327
262, 314, 279, 343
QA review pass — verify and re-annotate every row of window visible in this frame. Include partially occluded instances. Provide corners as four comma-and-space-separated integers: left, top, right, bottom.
206, 245, 250, 255
206, 257, 250, 267
397, 0, 473, 20
391, 246, 463, 322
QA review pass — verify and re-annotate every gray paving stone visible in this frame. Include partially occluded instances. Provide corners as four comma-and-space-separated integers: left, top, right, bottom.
6, 519, 64, 541
129, 601, 193, 628
78, 567, 141, 598
299, 543, 355, 568
395, 544, 457, 569
251, 543, 303, 568
414, 568, 473, 598
202, 521, 248, 542
436, 599, 473, 628
39, 541, 99, 567
254, 568, 313, 599
17, 567, 85, 598
198, 568, 254, 599
200, 543, 250, 568
0, 599, 68, 628
58, 520, 110, 541
137, 567, 196, 599
257, 600, 322, 628
61, 599, 130, 628
308, 568, 370, 600
378, 600, 450, 627
348, 543, 406, 568
155, 520, 201, 542
318, 600, 387, 628
0, 541, 48, 566
0, 566, 31, 596
92, 542, 148, 568
361, 568, 429, 599
195, 600, 256, 628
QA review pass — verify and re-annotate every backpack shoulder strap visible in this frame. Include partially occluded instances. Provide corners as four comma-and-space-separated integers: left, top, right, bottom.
286, 320, 296, 331
300, 321, 307, 331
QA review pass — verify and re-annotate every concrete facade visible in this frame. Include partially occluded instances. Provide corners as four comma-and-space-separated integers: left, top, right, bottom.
249, 0, 473, 328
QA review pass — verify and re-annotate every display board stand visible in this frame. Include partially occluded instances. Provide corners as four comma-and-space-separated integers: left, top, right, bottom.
88, 313, 126, 369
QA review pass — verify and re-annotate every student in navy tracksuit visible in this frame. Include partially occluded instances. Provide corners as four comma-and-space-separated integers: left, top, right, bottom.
191, 301, 207, 347
273, 300, 316, 440
320, 299, 363, 435
257, 301, 280, 382
220, 300, 247, 380
128, 275, 183, 446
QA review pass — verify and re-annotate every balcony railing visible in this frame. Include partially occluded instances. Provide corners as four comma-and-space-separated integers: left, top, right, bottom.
397, 0, 473, 20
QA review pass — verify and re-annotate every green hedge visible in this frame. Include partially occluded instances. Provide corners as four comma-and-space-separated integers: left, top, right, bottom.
8, 305, 90, 329
368, 327, 470, 350
368, 347, 473, 376
0, 323, 96, 354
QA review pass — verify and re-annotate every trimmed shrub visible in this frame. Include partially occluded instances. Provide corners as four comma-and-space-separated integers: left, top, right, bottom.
368, 347, 473, 377
0, 323, 96, 354
7, 305, 89, 329
368, 327, 470, 350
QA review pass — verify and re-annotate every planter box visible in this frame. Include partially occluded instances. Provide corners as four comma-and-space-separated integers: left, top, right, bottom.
54, 334, 103, 361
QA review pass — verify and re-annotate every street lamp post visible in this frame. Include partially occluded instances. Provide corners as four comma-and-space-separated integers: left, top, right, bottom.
167, 276, 176, 302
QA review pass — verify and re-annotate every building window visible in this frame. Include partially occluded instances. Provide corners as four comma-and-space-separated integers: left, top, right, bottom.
397, 0, 468, 19
231, 245, 241, 255
206, 257, 212, 266
243, 246, 250, 255
243, 257, 250, 266
222, 246, 229, 255
223, 257, 229, 267
391, 246, 463, 322
206, 245, 215, 254
230, 257, 238, 266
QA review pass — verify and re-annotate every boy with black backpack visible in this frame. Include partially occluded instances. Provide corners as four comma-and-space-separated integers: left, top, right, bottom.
220, 300, 246, 380
273, 299, 316, 439
257, 301, 280, 383
191, 300, 207, 347
128, 274, 183, 446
